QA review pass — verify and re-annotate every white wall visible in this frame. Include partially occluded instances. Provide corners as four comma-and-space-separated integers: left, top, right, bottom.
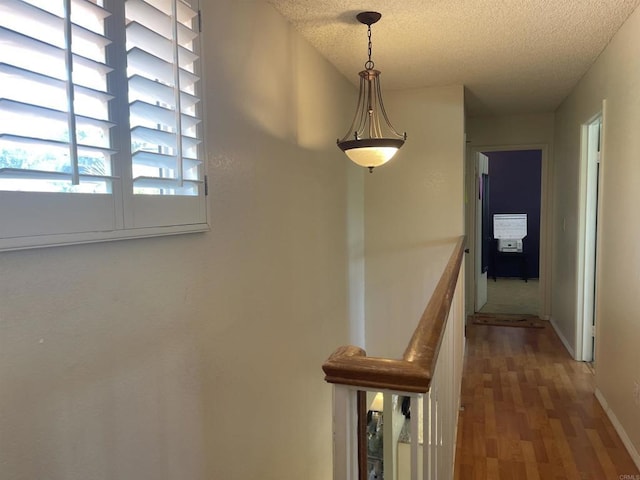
364, 85, 465, 358
0, 2, 361, 479
553, 5, 640, 464
467, 113, 555, 146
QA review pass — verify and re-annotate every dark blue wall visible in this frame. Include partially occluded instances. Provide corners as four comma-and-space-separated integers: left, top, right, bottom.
486, 150, 541, 279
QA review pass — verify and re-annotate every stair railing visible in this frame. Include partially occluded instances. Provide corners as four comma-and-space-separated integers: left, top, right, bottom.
323, 236, 466, 480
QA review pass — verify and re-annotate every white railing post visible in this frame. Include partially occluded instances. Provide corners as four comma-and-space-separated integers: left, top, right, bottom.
333, 385, 359, 480
410, 395, 419, 480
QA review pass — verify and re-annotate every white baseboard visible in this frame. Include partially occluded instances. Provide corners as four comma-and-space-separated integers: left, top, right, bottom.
549, 316, 576, 359
595, 388, 640, 472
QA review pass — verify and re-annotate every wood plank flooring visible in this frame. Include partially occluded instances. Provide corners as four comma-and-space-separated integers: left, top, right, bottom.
453, 322, 639, 480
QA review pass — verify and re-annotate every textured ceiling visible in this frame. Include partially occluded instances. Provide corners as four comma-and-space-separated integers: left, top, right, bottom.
268, 0, 640, 116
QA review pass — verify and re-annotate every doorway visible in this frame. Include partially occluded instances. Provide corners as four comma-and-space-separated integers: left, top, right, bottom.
472, 148, 544, 316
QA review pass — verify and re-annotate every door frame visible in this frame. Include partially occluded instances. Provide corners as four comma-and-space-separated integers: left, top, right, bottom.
475, 153, 489, 311
576, 106, 605, 362
465, 143, 551, 319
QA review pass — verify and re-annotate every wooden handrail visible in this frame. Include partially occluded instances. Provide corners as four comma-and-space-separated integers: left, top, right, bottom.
322, 236, 465, 393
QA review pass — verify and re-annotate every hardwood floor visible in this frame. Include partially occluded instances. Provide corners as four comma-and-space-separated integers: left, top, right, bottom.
453, 322, 639, 480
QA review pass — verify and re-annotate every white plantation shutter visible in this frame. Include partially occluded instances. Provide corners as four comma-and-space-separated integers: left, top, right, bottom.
0, 0, 207, 250
125, 0, 203, 197
0, 0, 115, 193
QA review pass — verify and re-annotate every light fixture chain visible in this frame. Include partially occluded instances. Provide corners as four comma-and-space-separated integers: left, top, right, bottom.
365, 24, 374, 70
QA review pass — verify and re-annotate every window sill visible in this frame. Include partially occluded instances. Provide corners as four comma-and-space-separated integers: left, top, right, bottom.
0, 223, 210, 252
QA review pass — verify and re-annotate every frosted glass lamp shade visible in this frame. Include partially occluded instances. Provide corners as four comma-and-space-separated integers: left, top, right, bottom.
338, 138, 405, 169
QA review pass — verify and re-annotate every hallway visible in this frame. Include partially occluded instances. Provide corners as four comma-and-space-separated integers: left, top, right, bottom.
453, 322, 639, 479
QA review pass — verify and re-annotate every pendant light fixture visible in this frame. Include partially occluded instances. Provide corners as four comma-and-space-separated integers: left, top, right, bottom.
337, 11, 406, 172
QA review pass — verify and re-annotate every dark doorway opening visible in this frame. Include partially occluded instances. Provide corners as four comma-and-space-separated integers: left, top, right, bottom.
480, 149, 542, 315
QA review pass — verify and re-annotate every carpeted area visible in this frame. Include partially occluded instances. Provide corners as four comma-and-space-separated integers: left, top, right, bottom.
479, 277, 539, 315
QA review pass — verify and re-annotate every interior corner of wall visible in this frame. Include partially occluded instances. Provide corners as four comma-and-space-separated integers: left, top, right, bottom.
548, 316, 576, 359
